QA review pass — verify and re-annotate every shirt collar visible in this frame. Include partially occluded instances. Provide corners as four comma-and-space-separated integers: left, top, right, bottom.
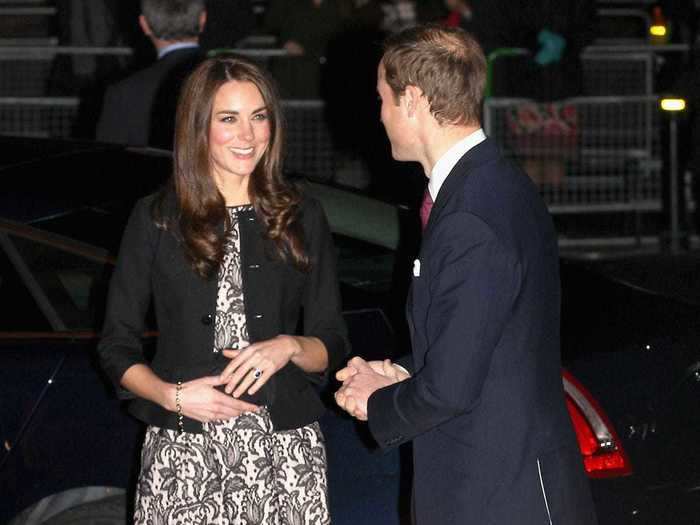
158, 42, 198, 59
428, 128, 486, 201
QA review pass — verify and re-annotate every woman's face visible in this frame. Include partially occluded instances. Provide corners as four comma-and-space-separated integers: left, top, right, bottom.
208, 80, 271, 187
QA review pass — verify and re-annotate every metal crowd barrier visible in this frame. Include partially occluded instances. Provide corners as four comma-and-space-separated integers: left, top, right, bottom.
0, 96, 337, 183
581, 51, 654, 95
1, 94, 664, 214
0, 46, 133, 96
0, 96, 78, 137
483, 96, 662, 214
0, 44, 672, 98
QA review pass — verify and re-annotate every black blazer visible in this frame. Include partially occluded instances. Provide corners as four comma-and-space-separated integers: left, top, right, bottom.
368, 139, 597, 524
96, 47, 202, 149
98, 189, 349, 433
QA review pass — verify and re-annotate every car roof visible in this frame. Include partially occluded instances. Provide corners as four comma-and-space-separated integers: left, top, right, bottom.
0, 136, 171, 224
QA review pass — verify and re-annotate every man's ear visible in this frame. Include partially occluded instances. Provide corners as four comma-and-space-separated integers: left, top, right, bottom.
138, 15, 152, 37
403, 85, 425, 118
198, 10, 207, 33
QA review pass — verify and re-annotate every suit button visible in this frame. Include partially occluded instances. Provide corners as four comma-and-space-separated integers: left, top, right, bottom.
201, 313, 213, 325
248, 264, 260, 269
253, 314, 263, 320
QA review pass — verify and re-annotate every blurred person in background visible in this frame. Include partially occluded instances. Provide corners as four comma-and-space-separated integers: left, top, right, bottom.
378, 0, 444, 34
96, 0, 206, 149
322, 0, 444, 198
263, 0, 353, 98
98, 54, 349, 523
53, 0, 123, 91
442, 0, 473, 32
198, 0, 258, 51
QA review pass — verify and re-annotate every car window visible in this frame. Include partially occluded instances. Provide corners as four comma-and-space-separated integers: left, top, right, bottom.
0, 244, 51, 332
8, 235, 113, 331
30, 206, 132, 255
334, 233, 395, 294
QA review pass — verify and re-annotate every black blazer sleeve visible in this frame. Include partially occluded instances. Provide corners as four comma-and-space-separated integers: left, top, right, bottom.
300, 197, 350, 374
97, 196, 158, 393
368, 211, 521, 448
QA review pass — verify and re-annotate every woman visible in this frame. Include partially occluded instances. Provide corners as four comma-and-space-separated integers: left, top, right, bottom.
97, 54, 349, 524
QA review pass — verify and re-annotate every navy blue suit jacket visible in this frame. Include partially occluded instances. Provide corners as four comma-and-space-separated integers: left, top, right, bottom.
368, 138, 597, 524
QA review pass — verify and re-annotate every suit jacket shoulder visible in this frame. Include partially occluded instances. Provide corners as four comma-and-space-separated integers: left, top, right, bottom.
96, 48, 202, 147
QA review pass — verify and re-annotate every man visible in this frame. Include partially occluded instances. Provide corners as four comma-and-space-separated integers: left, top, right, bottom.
96, 0, 206, 149
335, 25, 597, 524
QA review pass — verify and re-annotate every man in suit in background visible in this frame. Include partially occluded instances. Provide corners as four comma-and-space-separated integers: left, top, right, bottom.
96, 0, 206, 149
335, 25, 597, 524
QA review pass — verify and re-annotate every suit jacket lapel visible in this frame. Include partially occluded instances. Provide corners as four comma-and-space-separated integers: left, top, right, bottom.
423, 137, 501, 235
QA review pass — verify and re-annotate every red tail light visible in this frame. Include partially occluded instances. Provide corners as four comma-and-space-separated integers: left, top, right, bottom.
563, 369, 633, 479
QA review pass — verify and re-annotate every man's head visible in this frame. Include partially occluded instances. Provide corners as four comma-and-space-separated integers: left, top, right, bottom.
380, 24, 486, 128
140, 0, 206, 43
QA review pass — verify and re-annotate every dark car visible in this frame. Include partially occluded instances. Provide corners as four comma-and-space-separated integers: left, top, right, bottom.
1, 137, 699, 524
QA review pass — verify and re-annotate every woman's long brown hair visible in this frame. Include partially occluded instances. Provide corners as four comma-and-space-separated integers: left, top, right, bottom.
158, 54, 309, 278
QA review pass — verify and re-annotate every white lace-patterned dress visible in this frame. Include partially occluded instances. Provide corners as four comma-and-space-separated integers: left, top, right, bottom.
134, 206, 330, 525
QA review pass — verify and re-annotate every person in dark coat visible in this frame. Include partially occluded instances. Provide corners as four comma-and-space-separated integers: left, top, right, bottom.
96, 0, 206, 149
263, 0, 352, 99
198, 0, 257, 51
335, 25, 597, 525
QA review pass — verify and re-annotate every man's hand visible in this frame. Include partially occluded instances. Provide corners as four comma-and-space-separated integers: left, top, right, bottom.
337, 358, 410, 383
335, 357, 407, 420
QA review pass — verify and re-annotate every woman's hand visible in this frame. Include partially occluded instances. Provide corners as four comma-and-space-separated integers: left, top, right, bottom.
166, 376, 259, 423
220, 335, 301, 397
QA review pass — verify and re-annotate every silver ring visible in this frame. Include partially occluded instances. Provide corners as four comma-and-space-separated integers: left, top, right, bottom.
253, 368, 262, 379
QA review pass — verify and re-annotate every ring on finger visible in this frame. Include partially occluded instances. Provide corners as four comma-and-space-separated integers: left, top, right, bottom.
253, 368, 263, 379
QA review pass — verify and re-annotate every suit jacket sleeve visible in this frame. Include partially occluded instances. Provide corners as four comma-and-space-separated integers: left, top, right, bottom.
367, 211, 521, 448
97, 197, 158, 394
301, 198, 350, 375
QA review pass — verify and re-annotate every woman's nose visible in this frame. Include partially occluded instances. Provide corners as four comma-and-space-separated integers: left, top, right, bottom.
237, 120, 254, 141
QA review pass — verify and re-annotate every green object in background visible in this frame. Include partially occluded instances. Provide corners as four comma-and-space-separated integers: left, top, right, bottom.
485, 47, 531, 99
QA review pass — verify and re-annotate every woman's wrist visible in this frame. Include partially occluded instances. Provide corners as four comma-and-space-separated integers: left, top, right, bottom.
160, 382, 177, 412
286, 335, 303, 359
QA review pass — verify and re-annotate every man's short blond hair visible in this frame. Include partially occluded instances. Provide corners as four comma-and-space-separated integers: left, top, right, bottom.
382, 25, 486, 126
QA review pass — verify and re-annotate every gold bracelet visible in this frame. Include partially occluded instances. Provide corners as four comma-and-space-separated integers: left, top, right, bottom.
175, 381, 184, 434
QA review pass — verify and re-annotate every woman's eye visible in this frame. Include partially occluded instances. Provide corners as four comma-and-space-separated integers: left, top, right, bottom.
253, 112, 268, 121
221, 116, 235, 123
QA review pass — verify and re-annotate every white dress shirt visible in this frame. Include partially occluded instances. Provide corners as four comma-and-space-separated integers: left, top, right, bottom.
157, 42, 199, 59
427, 128, 486, 201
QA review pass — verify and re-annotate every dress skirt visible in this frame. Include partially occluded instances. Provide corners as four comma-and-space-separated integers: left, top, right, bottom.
133, 408, 330, 524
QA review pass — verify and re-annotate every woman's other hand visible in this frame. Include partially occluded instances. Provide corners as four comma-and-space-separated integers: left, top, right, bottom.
220, 335, 301, 397
165, 376, 259, 423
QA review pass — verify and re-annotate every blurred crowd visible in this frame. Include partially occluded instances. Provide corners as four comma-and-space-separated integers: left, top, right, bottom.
52, 0, 700, 229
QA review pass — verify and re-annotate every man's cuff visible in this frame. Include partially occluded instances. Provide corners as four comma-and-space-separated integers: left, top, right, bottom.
392, 363, 410, 377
